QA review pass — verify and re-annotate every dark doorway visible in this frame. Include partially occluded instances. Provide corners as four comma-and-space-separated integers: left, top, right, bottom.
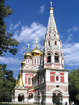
53, 92, 62, 105
18, 94, 24, 102
28, 93, 33, 99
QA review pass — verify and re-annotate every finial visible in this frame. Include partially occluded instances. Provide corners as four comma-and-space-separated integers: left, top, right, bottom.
49, 1, 53, 11
50, 1, 53, 7
27, 44, 29, 51
35, 38, 38, 47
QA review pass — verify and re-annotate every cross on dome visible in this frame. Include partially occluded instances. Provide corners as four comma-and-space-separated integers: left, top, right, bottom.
50, 1, 53, 7
27, 44, 29, 51
35, 38, 38, 47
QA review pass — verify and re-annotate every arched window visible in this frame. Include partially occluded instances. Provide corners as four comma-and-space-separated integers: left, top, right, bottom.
55, 53, 59, 63
56, 76, 59, 81
48, 41, 50, 46
55, 41, 57, 45
47, 53, 51, 63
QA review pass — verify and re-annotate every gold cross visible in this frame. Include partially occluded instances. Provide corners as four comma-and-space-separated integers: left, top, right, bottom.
35, 38, 38, 47
50, 1, 53, 7
27, 44, 29, 51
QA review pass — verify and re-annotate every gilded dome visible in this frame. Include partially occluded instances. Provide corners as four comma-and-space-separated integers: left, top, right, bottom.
24, 51, 32, 59
31, 47, 42, 56
21, 60, 26, 66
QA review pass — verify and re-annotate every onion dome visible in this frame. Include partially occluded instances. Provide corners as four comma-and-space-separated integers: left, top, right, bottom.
31, 38, 42, 56
24, 51, 32, 59
24, 44, 32, 59
31, 47, 42, 56
21, 60, 26, 66
18, 71, 24, 87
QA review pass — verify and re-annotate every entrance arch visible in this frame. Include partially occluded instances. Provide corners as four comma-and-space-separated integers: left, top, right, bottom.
28, 93, 33, 99
53, 91, 62, 105
18, 94, 24, 102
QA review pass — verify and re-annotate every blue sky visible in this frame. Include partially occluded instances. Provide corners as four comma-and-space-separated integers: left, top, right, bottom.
0, 0, 79, 78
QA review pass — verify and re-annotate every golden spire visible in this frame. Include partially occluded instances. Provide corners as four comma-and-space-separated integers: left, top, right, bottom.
16, 77, 18, 86
18, 70, 24, 87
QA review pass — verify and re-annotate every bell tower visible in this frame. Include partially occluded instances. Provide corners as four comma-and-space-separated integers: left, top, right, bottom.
44, 2, 64, 70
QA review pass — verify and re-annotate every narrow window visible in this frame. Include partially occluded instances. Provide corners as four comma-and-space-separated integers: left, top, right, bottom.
48, 56, 51, 62
47, 53, 51, 63
28, 78, 31, 85
48, 41, 50, 46
55, 41, 57, 45
55, 53, 59, 63
56, 76, 59, 81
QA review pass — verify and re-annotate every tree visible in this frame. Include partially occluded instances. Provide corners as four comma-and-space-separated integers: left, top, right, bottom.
0, 0, 19, 102
0, 0, 19, 56
69, 69, 79, 105
0, 64, 15, 102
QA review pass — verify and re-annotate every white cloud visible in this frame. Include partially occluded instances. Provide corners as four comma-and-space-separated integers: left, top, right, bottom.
14, 22, 46, 50
0, 57, 21, 64
66, 34, 73, 42
68, 26, 79, 32
40, 5, 45, 14
19, 46, 27, 54
63, 43, 79, 66
9, 21, 21, 32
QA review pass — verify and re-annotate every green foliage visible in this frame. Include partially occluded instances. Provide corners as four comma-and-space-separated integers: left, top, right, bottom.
0, 0, 19, 56
0, 64, 16, 102
69, 69, 79, 105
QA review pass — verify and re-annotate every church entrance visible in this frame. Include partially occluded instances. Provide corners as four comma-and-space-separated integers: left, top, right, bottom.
53, 91, 62, 105
18, 94, 24, 102
28, 93, 33, 99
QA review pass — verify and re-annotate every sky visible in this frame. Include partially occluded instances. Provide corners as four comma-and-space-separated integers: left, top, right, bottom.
0, 0, 79, 78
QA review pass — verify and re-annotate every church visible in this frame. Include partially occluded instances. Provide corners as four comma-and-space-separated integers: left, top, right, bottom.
14, 2, 69, 105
